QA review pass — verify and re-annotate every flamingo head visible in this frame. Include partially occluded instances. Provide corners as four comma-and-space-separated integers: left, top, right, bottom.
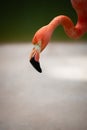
32, 25, 51, 51
30, 25, 51, 73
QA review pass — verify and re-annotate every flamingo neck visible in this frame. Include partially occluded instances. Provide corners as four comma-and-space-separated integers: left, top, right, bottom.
48, 15, 87, 39
78, 15, 87, 26
48, 15, 76, 38
75, 13, 87, 34
48, 16, 62, 32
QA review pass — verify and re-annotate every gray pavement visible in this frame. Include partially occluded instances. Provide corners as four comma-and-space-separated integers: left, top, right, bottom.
0, 42, 87, 130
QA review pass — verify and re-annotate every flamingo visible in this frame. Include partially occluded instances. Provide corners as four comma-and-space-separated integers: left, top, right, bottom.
30, 0, 87, 73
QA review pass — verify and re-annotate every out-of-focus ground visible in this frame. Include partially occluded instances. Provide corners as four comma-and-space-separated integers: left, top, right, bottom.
0, 42, 87, 130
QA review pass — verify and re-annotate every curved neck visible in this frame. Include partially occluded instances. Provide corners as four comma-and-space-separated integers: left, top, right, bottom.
48, 15, 75, 38
48, 15, 86, 39
48, 16, 62, 32
78, 14, 87, 25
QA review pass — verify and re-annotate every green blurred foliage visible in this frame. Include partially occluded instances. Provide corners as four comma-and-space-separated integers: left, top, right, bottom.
0, 0, 87, 43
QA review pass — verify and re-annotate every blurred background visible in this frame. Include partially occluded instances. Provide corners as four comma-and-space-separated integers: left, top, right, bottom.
0, 0, 87, 43
0, 1, 87, 130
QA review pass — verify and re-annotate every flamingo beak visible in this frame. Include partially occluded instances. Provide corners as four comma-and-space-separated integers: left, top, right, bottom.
29, 41, 42, 73
30, 56, 42, 73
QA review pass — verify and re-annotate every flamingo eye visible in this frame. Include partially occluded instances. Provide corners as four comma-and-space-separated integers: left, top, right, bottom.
34, 40, 42, 52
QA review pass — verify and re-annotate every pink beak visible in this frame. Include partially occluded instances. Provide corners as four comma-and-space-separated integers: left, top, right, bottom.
29, 43, 42, 73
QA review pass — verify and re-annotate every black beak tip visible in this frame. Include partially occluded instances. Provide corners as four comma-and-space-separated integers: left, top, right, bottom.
30, 57, 42, 73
